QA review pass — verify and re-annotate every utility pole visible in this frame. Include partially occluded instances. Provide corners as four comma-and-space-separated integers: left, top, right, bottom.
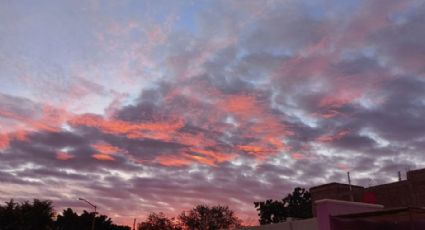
133, 218, 136, 230
347, 172, 354, 201
79, 198, 97, 230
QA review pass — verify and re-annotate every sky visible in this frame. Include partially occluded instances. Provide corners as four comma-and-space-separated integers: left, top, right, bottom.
1, 0, 425, 226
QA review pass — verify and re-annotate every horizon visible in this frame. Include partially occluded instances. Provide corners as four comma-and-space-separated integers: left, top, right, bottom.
1, 0, 425, 227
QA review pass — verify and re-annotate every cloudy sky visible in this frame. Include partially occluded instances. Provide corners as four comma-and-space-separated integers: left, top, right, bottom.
1, 0, 425, 226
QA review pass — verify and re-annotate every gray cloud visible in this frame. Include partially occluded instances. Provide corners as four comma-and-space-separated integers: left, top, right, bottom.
1, 0, 425, 226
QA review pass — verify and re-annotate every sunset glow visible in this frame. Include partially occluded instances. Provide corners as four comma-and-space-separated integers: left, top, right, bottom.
1, 0, 425, 227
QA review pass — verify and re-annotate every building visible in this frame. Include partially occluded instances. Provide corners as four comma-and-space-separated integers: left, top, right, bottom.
310, 168, 425, 211
330, 207, 425, 230
237, 168, 425, 230
237, 199, 385, 230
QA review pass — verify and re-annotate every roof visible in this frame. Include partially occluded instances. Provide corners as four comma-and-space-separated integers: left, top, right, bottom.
314, 199, 383, 208
334, 207, 425, 220
310, 182, 364, 190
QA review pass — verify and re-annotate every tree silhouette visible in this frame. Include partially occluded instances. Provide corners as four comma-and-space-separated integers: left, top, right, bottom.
179, 205, 241, 230
55, 208, 130, 230
254, 187, 312, 225
0, 199, 20, 229
55, 208, 80, 230
283, 187, 312, 219
138, 212, 182, 230
0, 199, 55, 230
0, 199, 129, 230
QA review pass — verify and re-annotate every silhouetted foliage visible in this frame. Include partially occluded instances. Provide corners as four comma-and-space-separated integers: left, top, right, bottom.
55, 208, 80, 230
1, 199, 243, 230
0, 199, 55, 230
137, 212, 182, 230
0, 199, 129, 230
179, 205, 241, 230
254, 187, 313, 225
55, 208, 130, 230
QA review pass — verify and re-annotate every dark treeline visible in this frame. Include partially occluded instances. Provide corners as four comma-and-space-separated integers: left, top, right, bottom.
137, 204, 241, 230
0, 199, 129, 230
0, 187, 311, 230
0, 200, 241, 230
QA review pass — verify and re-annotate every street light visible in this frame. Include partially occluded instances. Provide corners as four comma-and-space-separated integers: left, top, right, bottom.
78, 198, 97, 230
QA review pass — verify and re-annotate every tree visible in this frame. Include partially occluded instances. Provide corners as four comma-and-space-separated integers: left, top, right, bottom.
179, 205, 241, 230
254, 187, 312, 225
55, 208, 131, 230
0, 199, 129, 230
55, 208, 80, 230
283, 187, 312, 219
0, 199, 20, 229
0, 199, 55, 230
138, 212, 182, 230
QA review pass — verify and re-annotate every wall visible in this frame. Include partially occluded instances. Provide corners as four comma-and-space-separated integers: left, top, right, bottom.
238, 218, 318, 230
238, 199, 384, 230
315, 199, 383, 230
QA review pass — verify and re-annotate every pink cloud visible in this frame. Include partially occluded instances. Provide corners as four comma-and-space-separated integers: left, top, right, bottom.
56, 152, 74, 161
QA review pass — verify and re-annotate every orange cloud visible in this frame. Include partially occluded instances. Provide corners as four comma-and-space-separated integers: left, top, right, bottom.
238, 145, 263, 153
217, 94, 290, 158
12, 130, 28, 141
0, 131, 29, 150
184, 154, 216, 166
69, 114, 184, 140
155, 148, 236, 167
291, 152, 305, 160
189, 148, 236, 166
264, 136, 285, 150
0, 105, 66, 134
56, 152, 74, 161
220, 95, 258, 117
91, 143, 124, 161
319, 79, 367, 110
156, 155, 192, 167
317, 130, 349, 143
92, 144, 122, 154
92, 153, 115, 161
67, 87, 292, 167
0, 134, 10, 149
176, 133, 217, 150
237, 145, 275, 159
312, 110, 341, 119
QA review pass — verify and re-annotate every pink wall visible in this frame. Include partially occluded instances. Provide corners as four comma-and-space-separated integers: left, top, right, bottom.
315, 199, 383, 230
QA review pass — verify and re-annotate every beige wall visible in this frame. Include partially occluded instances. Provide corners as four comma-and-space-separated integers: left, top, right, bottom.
238, 218, 318, 230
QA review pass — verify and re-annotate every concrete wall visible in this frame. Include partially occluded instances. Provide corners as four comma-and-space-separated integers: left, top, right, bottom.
238, 218, 318, 230
310, 183, 364, 216
238, 199, 384, 230
315, 199, 383, 230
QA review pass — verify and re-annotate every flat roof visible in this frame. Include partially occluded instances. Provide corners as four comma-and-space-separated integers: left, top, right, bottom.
334, 207, 425, 219
315, 199, 384, 208
310, 182, 364, 190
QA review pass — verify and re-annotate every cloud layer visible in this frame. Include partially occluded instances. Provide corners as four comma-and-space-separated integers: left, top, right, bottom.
1, 0, 425, 226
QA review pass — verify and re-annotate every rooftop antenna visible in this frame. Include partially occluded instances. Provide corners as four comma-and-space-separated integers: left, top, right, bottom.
367, 178, 373, 187
405, 167, 411, 180
133, 218, 136, 230
347, 171, 354, 201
